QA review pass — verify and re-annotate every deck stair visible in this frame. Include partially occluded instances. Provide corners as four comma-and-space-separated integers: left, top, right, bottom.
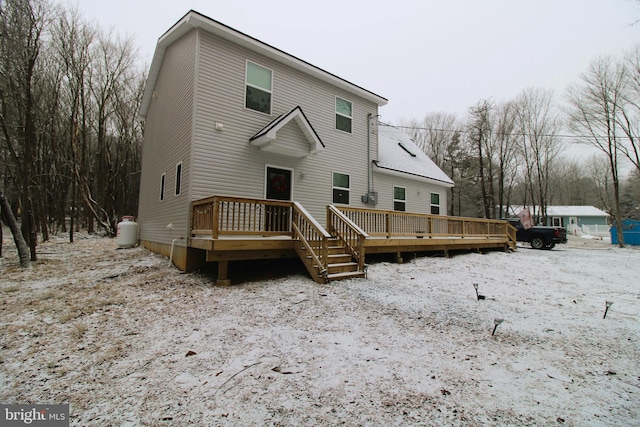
298, 238, 365, 283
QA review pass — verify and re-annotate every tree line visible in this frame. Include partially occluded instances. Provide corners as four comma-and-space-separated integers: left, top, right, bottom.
1, 0, 145, 265
400, 48, 640, 247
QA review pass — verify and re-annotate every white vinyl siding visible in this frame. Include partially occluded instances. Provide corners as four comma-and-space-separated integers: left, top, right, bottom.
335, 97, 352, 133
191, 31, 379, 222
393, 186, 406, 211
332, 172, 350, 205
245, 61, 272, 114
137, 30, 196, 244
371, 173, 448, 216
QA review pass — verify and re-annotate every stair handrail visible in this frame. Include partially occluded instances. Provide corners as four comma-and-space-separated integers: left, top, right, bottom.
292, 202, 331, 280
327, 205, 369, 272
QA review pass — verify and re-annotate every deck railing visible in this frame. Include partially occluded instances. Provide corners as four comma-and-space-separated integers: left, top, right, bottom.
192, 195, 293, 238
191, 196, 331, 281
337, 206, 515, 244
191, 196, 517, 250
292, 202, 331, 281
326, 205, 368, 271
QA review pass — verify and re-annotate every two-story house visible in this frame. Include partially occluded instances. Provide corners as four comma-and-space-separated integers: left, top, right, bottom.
137, 11, 507, 281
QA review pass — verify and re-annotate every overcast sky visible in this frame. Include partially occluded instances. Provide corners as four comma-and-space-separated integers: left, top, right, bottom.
69, 0, 639, 124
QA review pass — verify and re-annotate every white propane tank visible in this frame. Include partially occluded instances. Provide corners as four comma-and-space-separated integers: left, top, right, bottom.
116, 216, 138, 248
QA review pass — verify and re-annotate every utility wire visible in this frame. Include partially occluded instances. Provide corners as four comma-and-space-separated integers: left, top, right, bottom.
380, 122, 622, 141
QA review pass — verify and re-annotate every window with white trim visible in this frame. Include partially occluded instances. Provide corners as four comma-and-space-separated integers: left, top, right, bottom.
430, 192, 440, 215
175, 162, 182, 196
159, 173, 166, 201
393, 186, 406, 211
335, 97, 352, 133
332, 172, 350, 204
245, 61, 272, 114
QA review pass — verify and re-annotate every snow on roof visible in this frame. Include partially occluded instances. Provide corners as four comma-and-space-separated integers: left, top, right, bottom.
546, 206, 609, 217
375, 124, 454, 187
509, 206, 609, 217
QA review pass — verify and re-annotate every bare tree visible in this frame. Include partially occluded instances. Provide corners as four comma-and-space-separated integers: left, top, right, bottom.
467, 100, 494, 218
567, 56, 626, 246
490, 101, 521, 218
515, 88, 563, 224
552, 158, 601, 206
402, 112, 459, 170
401, 112, 463, 215
0, 0, 50, 260
619, 45, 640, 173
0, 191, 30, 267
1, 0, 145, 262
620, 169, 640, 219
87, 30, 139, 235
585, 156, 617, 216
51, 6, 96, 241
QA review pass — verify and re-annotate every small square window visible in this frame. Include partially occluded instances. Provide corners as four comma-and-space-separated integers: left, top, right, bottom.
335, 97, 352, 133
332, 172, 350, 204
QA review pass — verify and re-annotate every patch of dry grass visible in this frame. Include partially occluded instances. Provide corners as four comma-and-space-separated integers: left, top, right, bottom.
2, 285, 20, 293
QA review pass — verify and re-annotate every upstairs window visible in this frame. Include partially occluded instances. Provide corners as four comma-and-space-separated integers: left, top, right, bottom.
246, 61, 272, 114
332, 172, 350, 204
335, 97, 352, 133
394, 186, 406, 211
431, 192, 440, 215
175, 162, 183, 196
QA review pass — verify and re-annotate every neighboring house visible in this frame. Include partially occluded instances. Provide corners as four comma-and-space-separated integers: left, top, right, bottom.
545, 206, 609, 236
508, 206, 610, 236
137, 10, 453, 270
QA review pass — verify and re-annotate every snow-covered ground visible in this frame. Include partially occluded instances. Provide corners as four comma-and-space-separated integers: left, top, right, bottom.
1, 231, 638, 426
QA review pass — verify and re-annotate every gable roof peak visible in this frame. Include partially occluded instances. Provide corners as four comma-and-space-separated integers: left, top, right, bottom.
140, 10, 387, 118
250, 106, 324, 158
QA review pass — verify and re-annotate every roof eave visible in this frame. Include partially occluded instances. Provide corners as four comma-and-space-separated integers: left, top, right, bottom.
373, 162, 455, 188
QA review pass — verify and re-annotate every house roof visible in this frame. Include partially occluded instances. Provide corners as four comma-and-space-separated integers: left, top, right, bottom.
140, 10, 388, 119
509, 206, 609, 217
546, 206, 609, 217
249, 106, 324, 157
374, 124, 455, 187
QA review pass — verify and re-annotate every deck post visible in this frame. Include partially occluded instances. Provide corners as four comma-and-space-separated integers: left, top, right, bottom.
217, 259, 231, 286
212, 199, 220, 239
395, 252, 403, 263
386, 213, 391, 238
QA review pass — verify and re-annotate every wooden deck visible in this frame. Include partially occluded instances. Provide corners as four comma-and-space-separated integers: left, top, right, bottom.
190, 196, 517, 284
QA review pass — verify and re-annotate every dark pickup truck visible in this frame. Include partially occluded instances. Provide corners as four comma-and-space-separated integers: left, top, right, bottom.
506, 218, 568, 249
